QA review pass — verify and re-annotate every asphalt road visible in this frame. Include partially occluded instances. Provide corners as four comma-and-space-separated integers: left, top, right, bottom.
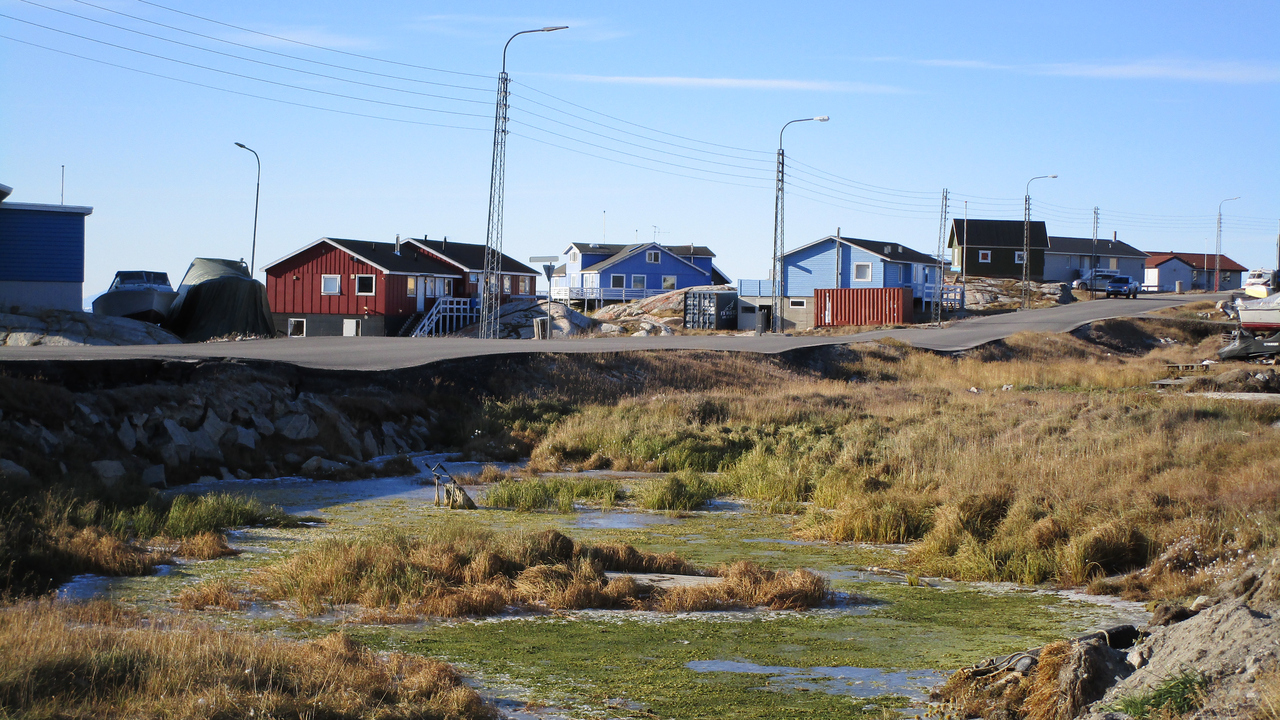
0, 294, 1225, 372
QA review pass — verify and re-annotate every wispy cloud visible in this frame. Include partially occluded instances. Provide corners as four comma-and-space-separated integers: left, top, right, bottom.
551, 74, 907, 93
887, 56, 1280, 84
411, 15, 624, 42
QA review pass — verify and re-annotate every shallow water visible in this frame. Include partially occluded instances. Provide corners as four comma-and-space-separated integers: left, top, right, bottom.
86, 468, 1150, 720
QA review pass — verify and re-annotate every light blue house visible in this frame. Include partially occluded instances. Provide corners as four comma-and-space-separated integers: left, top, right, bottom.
550, 242, 729, 304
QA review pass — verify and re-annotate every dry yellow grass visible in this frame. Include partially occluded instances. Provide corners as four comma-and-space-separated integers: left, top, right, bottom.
168, 532, 240, 560
0, 599, 494, 719
175, 578, 245, 611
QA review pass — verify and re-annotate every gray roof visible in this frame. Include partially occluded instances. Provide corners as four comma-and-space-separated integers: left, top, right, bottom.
841, 236, 938, 265
324, 239, 462, 276
567, 242, 717, 258
411, 238, 538, 275
1048, 236, 1148, 259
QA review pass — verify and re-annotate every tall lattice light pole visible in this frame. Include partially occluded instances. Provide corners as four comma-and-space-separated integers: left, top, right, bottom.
1215, 196, 1240, 293
1021, 174, 1056, 309
771, 116, 828, 333
479, 26, 567, 340
234, 143, 261, 274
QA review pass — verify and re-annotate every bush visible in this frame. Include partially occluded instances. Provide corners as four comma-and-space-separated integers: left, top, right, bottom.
634, 470, 723, 511
481, 478, 621, 512
1107, 671, 1206, 719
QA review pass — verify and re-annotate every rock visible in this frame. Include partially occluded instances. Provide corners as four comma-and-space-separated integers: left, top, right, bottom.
160, 443, 181, 468
1148, 602, 1197, 627
252, 413, 275, 437
632, 329, 650, 337
234, 426, 258, 449
116, 421, 137, 451
300, 456, 347, 475
1043, 638, 1131, 718
164, 418, 192, 447
362, 430, 378, 459
187, 428, 224, 462
277, 413, 319, 441
1190, 595, 1215, 612
141, 464, 166, 488
0, 459, 30, 480
91, 460, 127, 487
201, 409, 231, 445
219, 466, 235, 481
599, 323, 622, 334
235, 469, 251, 480
283, 452, 302, 465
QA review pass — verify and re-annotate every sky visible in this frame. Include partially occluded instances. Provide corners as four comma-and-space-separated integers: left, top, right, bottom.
1, 0, 1277, 300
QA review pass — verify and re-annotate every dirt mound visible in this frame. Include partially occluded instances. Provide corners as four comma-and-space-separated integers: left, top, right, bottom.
1072, 317, 1225, 356
1190, 367, 1280, 394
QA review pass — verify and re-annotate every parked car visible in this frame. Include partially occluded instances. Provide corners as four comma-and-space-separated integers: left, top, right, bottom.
1072, 269, 1118, 291
1105, 275, 1140, 299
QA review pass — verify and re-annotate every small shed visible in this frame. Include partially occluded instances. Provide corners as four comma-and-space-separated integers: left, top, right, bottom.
0, 183, 93, 312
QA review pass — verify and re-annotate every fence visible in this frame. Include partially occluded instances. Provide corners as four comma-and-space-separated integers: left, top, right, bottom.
549, 287, 668, 302
814, 288, 914, 327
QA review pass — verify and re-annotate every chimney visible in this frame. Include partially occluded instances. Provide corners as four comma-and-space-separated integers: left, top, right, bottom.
395, 234, 401, 255
442, 236, 448, 249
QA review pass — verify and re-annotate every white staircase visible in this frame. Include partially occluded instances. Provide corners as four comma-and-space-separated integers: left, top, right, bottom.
409, 298, 480, 337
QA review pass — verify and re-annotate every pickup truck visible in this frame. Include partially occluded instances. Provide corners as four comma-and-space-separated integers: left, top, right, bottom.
1105, 275, 1140, 299
1072, 269, 1118, 291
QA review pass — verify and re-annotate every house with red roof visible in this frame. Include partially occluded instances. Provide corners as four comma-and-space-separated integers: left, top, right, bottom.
1143, 252, 1246, 292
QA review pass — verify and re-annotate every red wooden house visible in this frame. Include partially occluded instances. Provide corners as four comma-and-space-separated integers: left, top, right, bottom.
263, 236, 538, 337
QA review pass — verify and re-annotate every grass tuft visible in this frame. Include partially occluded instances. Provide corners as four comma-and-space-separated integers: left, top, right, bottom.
481, 477, 621, 512
1107, 671, 1207, 719
633, 470, 724, 511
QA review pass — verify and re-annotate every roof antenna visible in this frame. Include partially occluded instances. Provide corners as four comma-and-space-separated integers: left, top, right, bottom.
603, 210, 606, 243
61, 165, 65, 205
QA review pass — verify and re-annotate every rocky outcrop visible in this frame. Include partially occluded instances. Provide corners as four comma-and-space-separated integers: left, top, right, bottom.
452, 300, 600, 339
961, 279, 1074, 310
0, 309, 181, 346
592, 285, 732, 322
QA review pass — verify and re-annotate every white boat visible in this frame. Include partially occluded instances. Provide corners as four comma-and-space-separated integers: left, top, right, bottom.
1243, 269, 1277, 298
91, 271, 177, 324
1237, 293, 1280, 333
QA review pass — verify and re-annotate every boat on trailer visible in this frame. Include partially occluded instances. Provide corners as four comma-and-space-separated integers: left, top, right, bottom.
91, 271, 178, 324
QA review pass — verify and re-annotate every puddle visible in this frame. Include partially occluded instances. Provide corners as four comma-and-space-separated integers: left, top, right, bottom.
572, 510, 684, 530
685, 660, 944, 700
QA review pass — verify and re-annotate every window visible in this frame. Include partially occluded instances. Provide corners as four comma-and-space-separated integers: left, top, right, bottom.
1223, 272, 1233, 284
632, 275, 646, 289
853, 262, 872, 282
406, 276, 417, 296
740, 305, 756, 315
570, 273, 580, 287
662, 275, 677, 290
502, 275, 512, 293
1109, 258, 1118, 270
519, 276, 530, 294
569, 251, 579, 262
1014, 251, 1026, 265
646, 250, 660, 263
789, 298, 807, 308
321, 275, 341, 295
978, 251, 992, 263
355, 275, 375, 295
444, 279, 452, 295
611, 274, 625, 288
287, 318, 306, 337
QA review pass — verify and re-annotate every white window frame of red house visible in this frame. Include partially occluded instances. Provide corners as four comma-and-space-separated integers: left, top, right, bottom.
406, 276, 417, 297
503, 275, 512, 293
355, 274, 376, 295
519, 276, 530, 294
444, 278, 453, 295
321, 274, 341, 295
287, 318, 306, 337
978, 251, 992, 263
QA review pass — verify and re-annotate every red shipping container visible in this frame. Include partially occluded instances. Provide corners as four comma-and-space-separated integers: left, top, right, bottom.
813, 287, 913, 327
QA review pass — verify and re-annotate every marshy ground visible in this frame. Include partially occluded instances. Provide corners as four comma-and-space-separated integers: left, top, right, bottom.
4, 314, 1278, 718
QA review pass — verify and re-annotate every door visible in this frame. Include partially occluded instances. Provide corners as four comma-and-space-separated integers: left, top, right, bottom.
342, 319, 361, 337
415, 277, 425, 312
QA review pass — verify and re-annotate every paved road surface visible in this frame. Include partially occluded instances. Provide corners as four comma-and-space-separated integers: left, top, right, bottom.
0, 294, 1225, 372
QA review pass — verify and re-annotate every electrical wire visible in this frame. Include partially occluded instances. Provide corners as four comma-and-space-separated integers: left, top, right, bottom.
0, 12, 491, 118
0, 34, 489, 131
133, 0, 491, 79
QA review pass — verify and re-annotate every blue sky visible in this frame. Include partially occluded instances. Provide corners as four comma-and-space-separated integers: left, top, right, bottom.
2, 0, 1277, 297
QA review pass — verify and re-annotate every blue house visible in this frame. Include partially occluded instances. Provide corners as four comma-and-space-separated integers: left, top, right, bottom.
777, 235, 941, 298
0, 183, 93, 312
550, 242, 729, 304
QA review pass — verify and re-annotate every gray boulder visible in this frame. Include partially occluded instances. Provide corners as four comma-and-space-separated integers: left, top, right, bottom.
116, 421, 137, 451
300, 456, 346, 476
252, 413, 275, 437
277, 413, 319, 441
91, 460, 127, 487
234, 426, 258, 449
141, 464, 166, 488
0, 459, 30, 480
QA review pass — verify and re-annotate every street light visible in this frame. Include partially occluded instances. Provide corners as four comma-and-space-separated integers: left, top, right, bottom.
1021, 174, 1057, 309
771, 116, 829, 333
478, 25, 568, 340
529, 255, 558, 339
1216, 196, 1240, 292
234, 142, 261, 275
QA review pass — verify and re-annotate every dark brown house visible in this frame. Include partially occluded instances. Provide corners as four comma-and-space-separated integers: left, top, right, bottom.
947, 219, 1049, 281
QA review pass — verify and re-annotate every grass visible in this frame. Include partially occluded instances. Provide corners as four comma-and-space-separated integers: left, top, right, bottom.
1106, 671, 1207, 719
255, 524, 826, 618
506, 334, 1280, 595
633, 470, 726, 511
0, 598, 494, 719
481, 477, 622, 512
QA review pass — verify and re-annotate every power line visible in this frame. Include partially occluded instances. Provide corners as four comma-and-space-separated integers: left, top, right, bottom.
17, 0, 492, 106
0, 33, 489, 131
0, 12, 491, 118
52, 0, 492, 92
133, 0, 491, 79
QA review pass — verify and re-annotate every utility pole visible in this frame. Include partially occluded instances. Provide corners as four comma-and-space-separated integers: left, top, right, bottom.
961, 200, 968, 286
479, 26, 567, 340
1091, 207, 1099, 300
1022, 174, 1057, 310
771, 116, 828, 333
932, 189, 948, 325
1215, 196, 1240, 293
